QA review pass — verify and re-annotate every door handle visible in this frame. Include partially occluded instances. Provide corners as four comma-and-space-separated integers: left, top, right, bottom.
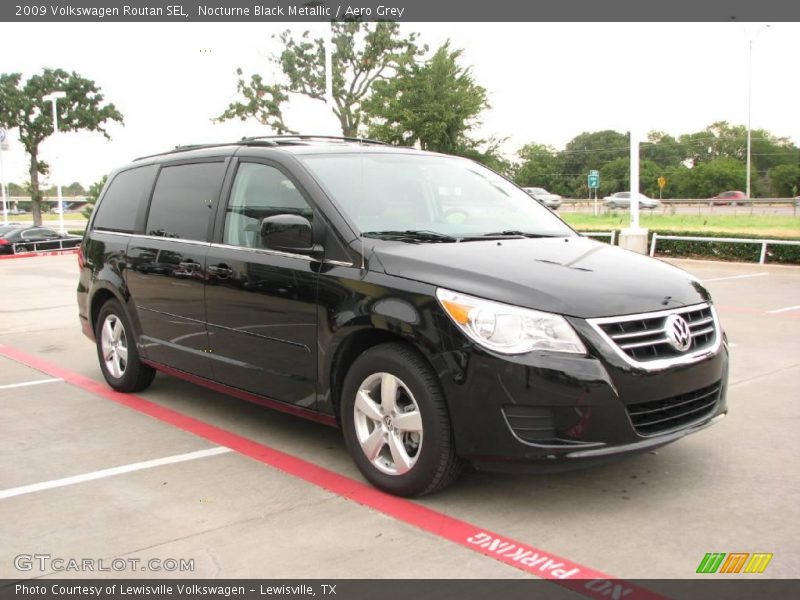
208, 264, 234, 278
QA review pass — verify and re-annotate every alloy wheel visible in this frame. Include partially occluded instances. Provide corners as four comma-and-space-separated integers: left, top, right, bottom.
353, 372, 423, 476
100, 314, 128, 379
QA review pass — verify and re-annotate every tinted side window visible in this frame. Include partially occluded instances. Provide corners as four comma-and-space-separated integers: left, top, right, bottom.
223, 162, 313, 249
93, 165, 158, 233
146, 162, 225, 241
22, 228, 56, 241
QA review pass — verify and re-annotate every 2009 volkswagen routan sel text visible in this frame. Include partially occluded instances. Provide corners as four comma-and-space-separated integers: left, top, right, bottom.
77, 136, 728, 496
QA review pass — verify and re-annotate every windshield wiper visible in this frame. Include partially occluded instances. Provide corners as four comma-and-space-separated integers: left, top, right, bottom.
461, 230, 559, 240
362, 230, 460, 243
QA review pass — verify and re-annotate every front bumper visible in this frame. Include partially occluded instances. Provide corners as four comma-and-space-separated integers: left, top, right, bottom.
433, 326, 729, 472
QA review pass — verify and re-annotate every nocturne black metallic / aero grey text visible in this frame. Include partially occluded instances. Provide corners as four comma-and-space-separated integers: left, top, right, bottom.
77, 136, 729, 496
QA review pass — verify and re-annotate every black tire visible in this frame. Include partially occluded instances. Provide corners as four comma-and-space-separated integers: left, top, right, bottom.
340, 343, 463, 497
95, 299, 155, 393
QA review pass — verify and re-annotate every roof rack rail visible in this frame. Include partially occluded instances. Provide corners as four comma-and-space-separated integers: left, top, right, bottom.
239, 135, 390, 146
133, 143, 238, 162
133, 135, 394, 162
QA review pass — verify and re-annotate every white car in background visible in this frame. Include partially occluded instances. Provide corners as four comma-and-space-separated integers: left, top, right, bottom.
603, 192, 661, 210
522, 187, 562, 210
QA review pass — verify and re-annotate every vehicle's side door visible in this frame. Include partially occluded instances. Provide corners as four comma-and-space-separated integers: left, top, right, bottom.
126, 160, 226, 375
204, 160, 318, 407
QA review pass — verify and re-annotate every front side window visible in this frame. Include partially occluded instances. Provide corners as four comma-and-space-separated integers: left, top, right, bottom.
299, 153, 573, 238
223, 162, 313, 249
146, 162, 225, 241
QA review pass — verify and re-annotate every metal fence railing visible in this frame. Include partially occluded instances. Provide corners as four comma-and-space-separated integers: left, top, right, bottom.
8, 237, 82, 255
581, 231, 617, 245
560, 197, 799, 216
649, 233, 800, 265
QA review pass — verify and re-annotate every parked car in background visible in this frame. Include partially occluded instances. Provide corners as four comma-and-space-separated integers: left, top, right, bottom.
709, 191, 748, 206
603, 192, 661, 210
0, 226, 80, 255
522, 187, 562, 210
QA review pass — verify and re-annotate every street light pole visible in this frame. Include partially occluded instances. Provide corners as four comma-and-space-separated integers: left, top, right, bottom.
630, 128, 640, 230
0, 129, 8, 226
43, 91, 67, 234
745, 39, 753, 200
745, 25, 770, 201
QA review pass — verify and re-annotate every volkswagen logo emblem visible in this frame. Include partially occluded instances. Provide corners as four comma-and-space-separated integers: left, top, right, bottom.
665, 314, 692, 352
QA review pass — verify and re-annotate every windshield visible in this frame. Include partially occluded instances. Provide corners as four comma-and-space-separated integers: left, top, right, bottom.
299, 153, 574, 239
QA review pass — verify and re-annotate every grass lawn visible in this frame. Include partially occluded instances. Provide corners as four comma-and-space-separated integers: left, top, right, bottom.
563, 212, 800, 238
40, 213, 87, 221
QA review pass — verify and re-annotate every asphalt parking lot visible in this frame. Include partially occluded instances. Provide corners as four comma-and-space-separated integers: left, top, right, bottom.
1, 252, 798, 586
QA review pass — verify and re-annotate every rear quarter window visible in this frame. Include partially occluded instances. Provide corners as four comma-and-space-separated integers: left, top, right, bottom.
92, 165, 158, 233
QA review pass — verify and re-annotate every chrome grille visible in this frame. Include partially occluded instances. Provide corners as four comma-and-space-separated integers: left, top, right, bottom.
626, 381, 721, 436
588, 303, 721, 369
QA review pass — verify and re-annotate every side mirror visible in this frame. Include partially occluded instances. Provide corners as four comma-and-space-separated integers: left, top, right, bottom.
260, 214, 317, 254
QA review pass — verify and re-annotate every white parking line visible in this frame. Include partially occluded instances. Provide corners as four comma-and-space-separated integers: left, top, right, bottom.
703, 273, 768, 282
768, 305, 800, 314
0, 447, 231, 500
0, 378, 63, 390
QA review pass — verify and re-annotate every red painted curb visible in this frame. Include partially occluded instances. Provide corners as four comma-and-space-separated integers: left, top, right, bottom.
0, 344, 664, 599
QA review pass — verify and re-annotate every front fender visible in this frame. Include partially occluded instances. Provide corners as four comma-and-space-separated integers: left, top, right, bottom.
315, 269, 448, 416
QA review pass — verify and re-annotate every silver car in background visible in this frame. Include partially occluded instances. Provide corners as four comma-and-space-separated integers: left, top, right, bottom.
603, 192, 661, 210
523, 187, 562, 210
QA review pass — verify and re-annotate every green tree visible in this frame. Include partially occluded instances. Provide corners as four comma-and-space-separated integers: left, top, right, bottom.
217, 22, 424, 137
561, 130, 630, 196
0, 69, 123, 226
64, 181, 87, 196
660, 165, 693, 199
682, 157, 746, 198
82, 175, 107, 220
769, 164, 800, 198
456, 137, 513, 176
678, 121, 797, 180
597, 158, 661, 197
7, 182, 25, 196
514, 143, 567, 194
679, 122, 747, 165
365, 43, 487, 151
641, 131, 685, 169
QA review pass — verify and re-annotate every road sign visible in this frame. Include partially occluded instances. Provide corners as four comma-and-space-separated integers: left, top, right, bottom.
658, 176, 666, 190
588, 170, 600, 189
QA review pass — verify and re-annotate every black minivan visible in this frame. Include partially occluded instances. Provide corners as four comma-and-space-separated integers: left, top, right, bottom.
78, 136, 728, 496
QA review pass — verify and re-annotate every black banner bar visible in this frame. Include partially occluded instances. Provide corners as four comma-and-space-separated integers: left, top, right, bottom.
2, 0, 800, 23
3, 580, 800, 600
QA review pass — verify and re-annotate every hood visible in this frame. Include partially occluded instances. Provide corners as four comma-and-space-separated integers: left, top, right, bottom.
371, 236, 709, 319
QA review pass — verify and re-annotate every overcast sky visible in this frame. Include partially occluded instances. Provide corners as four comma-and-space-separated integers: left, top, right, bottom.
1, 21, 797, 187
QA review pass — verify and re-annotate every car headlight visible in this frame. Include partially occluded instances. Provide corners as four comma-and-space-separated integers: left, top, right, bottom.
436, 288, 587, 355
